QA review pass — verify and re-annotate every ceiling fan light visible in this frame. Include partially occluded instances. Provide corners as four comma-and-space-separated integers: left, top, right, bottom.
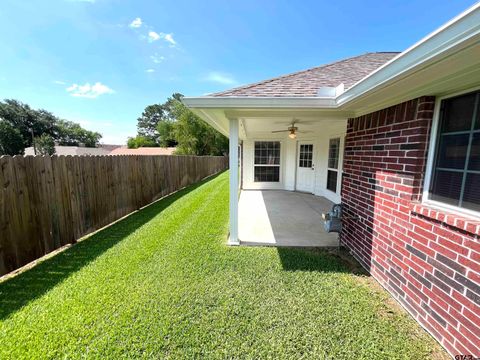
288, 131, 296, 139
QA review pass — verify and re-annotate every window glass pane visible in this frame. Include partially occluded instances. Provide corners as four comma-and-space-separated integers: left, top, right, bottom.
430, 170, 462, 206
441, 93, 476, 133
254, 166, 279, 182
299, 144, 313, 168
328, 138, 340, 169
463, 173, 480, 212
468, 132, 480, 171
436, 134, 469, 169
327, 170, 337, 192
254, 142, 280, 165
430, 91, 480, 211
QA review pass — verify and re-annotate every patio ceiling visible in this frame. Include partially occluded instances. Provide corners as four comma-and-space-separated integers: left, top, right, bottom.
241, 117, 342, 135
192, 107, 351, 139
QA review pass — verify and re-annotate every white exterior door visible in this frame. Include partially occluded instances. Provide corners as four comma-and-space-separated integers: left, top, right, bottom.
296, 142, 315, 193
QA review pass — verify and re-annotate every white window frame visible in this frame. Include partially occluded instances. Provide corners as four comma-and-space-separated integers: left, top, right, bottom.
423, 86, 480, 217
326, 137, 341, 194
253, 140, 282, 183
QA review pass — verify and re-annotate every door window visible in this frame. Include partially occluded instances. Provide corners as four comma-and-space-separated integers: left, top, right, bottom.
299, 144, 313, 168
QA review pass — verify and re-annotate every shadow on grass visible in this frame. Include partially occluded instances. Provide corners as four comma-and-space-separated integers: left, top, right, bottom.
277, 246, 369, 275
0, 172, 224, 321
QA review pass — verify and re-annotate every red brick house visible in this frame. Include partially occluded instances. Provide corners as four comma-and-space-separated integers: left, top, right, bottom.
184, 3, 480, 357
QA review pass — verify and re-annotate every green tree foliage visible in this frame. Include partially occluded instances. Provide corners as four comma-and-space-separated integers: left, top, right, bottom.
0, 120, 24, 155
133, 93, 228, 156
172, 101, 228, 156
136, 93, 182, 142
156, 119, 176, 147
127, 136, 158, 149
34, 134, 56, 155
55, 120, 102, 147
0, 99, 102, 154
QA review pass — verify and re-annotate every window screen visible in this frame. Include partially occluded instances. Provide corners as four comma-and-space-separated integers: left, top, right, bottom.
429, 91, 480, 212
327, 138, 340, 192
254, 141, 280, 182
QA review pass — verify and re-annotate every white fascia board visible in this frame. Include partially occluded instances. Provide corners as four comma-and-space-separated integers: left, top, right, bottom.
182, 96, 337, 109
337, 2, 480, 106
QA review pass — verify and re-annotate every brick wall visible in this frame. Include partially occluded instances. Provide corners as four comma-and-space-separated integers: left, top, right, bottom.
341, 96, 480, 357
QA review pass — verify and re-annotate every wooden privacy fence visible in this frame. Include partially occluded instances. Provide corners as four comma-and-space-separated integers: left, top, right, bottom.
0, 155, 228, 276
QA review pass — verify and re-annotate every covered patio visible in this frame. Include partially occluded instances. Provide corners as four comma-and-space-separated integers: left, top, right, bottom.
239, 190, 339, 247
182, 53, 398, 246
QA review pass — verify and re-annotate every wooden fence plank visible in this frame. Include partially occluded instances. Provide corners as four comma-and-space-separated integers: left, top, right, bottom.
0, 154, 227, 275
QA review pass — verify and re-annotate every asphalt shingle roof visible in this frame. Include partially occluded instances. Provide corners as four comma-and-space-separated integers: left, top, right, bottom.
211, 52, 399, 97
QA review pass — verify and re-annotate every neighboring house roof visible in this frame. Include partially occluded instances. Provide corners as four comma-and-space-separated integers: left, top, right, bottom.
211, 52, 399, 98
24, 146, 117, 156
99, 144, 123, 152
108, 147, 176, 156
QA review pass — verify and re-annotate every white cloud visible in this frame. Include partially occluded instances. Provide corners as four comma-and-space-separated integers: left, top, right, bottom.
129, 17, 142, 28
147, 31, 176, 45
53, 80, 66, 85
127, 19, 177, 46
150, 54, 165, 63
68, 0, 95, 3
145, 69, 155, 73
148, 31, 161, 42
66, 82, 115, 98
204, 72, 237, 85
164, 33, 176, 45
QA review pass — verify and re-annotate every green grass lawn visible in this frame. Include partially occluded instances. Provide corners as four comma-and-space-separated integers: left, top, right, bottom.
0, 171, 446, 359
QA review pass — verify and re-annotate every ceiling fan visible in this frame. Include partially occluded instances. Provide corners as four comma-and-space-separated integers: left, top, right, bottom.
271, 119, 310, 139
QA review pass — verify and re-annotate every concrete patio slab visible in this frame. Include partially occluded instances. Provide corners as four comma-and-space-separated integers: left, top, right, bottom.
238, 190, 339, 247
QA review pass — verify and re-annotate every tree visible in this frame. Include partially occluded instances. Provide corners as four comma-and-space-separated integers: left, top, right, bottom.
0, 120, 24, 155
55, 120, 102, 147
0, 100, 55, 147
130, 93, 228, 155
172, 101, 228, 156
127, 136, 158, 149
0, 99, 102, 149
156, 119, 177, 147
34, 134, 56, 155
136, 104, 165, 141
136, 93, 182, 143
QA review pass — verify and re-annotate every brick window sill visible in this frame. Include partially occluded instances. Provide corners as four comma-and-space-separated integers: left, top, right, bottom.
410, 202, 480, 236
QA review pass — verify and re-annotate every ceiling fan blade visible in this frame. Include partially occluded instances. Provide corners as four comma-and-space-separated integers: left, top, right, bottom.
297, 130, 313, 133
295, 120, 317, 124
273, 120, 317, 126
271, 130, 289, 133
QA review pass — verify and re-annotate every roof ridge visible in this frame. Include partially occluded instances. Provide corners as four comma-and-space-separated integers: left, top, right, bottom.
210, 52, 400, 96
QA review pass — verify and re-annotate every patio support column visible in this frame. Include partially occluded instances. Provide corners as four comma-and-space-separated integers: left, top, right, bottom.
228, 117, 240, 245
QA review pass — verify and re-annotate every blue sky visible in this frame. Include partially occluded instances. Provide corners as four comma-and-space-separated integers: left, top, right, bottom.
0, 0, 476, 144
